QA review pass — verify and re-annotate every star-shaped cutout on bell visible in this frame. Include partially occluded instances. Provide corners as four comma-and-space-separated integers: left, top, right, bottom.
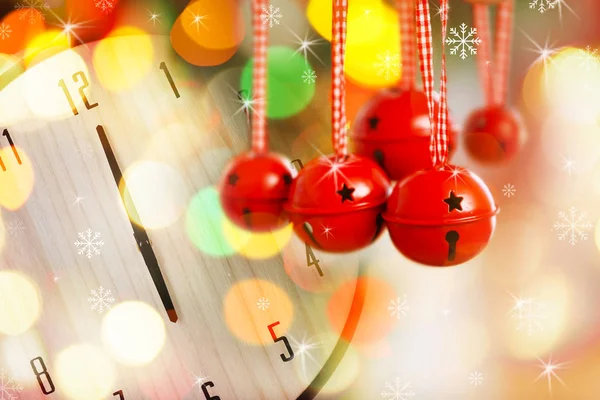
336, 183, 355, 203
228, 173, 239, 186
443, 191, 463, 212
283, 173, 293, 185
368, 116, 380, 130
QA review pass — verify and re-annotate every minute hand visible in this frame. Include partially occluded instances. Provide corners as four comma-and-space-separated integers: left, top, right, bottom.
95, 124, 178, 323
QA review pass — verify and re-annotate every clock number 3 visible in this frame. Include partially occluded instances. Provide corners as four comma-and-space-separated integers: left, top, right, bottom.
267, 321, 295, 362
0, 129, 21, 171
58, 71, 99, 116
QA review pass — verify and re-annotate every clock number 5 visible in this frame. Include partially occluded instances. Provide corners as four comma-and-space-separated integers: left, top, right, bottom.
30, 357, 56, 395
59, 71, 99, 116
267, 321, 294, 362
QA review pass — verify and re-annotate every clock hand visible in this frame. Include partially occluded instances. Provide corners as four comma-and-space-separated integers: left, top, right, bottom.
95, 124, 178, 323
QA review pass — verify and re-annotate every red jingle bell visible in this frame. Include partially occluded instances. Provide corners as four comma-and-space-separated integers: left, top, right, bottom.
383, 165, 498, 266
351, 88, 458, 181
219, 152, 295, 232
463, 105, 523, 163
284, 154, 390, 253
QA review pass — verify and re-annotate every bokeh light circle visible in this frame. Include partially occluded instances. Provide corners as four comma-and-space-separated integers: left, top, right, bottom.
240, 46, 316, 119
224, 279, 294, 345
24, 30, 70, 67
102, 301, 166, 366
0, 271, 41, 335
0, 146, 34, 211
222, 218, 293, 259
0, 54, 24, 90
93, 27, 154, 92
55, 344, 116, 400
186, 186, 236, 257
121, 161, 189, 229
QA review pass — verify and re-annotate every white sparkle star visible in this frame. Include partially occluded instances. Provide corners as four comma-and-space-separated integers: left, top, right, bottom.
560, 155, 576, 176
320, 224, 334, 239
147, 9, 161, 26
188, 10, 208, 34
72, 194, 86, 210
289, 333, 324, 380
521, 31, 562, 88
535, 355, 569, 395
290, 29, 325, 66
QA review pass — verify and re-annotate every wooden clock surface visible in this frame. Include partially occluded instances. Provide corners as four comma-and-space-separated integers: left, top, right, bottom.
0, 34, 362, 400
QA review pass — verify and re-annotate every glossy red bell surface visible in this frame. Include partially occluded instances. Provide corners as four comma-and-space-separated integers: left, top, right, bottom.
463, 105, 524, 164
383, 165, 498, 266
219, 151, 296, 232
284, 154, 391, 253
351, 88, 458, 181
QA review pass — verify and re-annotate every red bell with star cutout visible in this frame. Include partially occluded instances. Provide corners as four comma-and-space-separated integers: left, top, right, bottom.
384, 165, 498, 266
285, 154, 390, 252
218, 0, 295, 232
285, 0, 391, 253
463, 0, 524, 163
385, 0, 498, 266
352, 87, 457, 180
463, 105, 524, 163
220, 152, 295, 231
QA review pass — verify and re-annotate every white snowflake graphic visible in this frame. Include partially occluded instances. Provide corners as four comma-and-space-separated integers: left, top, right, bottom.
502, 183, 516, 198
14, 0, 49, 23
381, 378, 415, 400
553, 207, 592, 245
529, 0, 558, 13
0, 369, 22, 400
88, 286, 115, 313
257, 297, 270, 311
95, 0, 115, 13
302, 68, 317, 85
388, 295, 409, 320
75, 143, 95, 161
6, 219, 25, 236
0, 23, 12, 40
374, 50, 401, 81
75, 228, 105, 259
445, 23, 481, 60
469, 371, 484, 387
260, 4, 282, 28
576, 46, 599, 71
509, 296, 547, 336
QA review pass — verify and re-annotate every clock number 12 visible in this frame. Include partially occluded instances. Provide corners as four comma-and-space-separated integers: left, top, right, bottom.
0, 129, 21, 171
59, 71, 99, 116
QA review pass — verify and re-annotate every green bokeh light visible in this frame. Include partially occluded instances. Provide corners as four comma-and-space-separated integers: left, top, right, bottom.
186, 186, 236, 257
240, 46, 316, 119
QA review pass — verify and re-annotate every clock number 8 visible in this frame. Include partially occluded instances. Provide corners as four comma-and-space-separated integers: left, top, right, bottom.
30, 356, 56, 395
58, 71, 99, 116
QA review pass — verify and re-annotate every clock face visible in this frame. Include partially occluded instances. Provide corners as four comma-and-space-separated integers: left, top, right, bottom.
0, 34, 363, 400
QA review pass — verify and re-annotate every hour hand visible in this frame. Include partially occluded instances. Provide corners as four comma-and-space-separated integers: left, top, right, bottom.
96, 124, 178, 323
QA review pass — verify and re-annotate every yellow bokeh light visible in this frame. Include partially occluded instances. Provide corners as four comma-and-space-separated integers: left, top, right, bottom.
93, 27, 154, 92
0, 271, 41, 335
0, 53, 25, 90
24, 30, 71, 67
0, 210, 5, 254
55, 344, 116, 400
224, 279, 294, 345
222, 218, 293, 259
317, 339, 360, 395
594, 217, 600, 254
2, 331, 46, 384
0, 146, 35, 210
24, 49, 90, 120
101, 301, 166, 366
504, 274, 571, 359
121, 161, 189, 229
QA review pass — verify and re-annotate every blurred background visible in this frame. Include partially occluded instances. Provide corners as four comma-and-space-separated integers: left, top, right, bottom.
1, 0, 600, 398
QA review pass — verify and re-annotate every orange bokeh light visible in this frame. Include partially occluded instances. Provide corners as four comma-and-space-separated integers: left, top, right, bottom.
0, 9, 45, 55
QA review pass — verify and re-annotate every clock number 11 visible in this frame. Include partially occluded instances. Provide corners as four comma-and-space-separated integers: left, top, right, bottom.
0, 129, 21, 171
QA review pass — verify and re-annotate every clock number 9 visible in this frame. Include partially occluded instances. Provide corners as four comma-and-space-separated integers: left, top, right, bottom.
58, 71, 99, 116
267, 321, 295, 362
30, 357, 56, 395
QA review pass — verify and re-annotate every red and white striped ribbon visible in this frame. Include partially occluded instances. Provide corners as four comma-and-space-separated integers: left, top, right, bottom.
473, 4, 493, 105
416, 0, 449, 167
397, 0, 416, 89
473, 0, 514, 106
332, 0, 348, 159
251, 0, 268, 153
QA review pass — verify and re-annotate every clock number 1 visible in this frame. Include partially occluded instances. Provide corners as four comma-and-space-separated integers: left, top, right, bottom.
58, 71, 99, 116
160, 62, 180, 98
0, 129, 21, 171
267, 321, 295, 362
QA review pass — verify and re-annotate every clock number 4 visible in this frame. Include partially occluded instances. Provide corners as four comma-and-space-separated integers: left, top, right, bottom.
267, 321, 295, 362
159, 62, 180, 98
30, 356, 125, 397
0, 129, 21, 171
59, 71, 99, 116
